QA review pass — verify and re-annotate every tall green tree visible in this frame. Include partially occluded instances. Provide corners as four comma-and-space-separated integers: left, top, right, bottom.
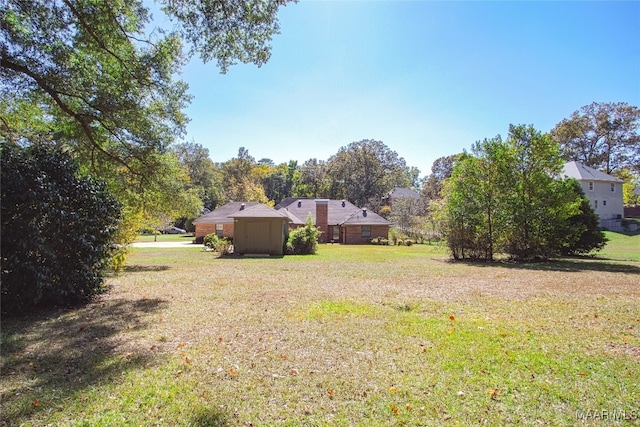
421, 154, 460, 201
1, 0, 293, 238
504, 124, 580, 260
261, 160, 299, 204
550, 102, 640, 174
295, 158, 330, 198
327, 139, 412, 209
442, 125, 594, 262
221, 147, 269, 203
173, 141, 224, 210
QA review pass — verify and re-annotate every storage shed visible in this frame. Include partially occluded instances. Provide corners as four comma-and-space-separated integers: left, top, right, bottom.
228, 204, 292, 255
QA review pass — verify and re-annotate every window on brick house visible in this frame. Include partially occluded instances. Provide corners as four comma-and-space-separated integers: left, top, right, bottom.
216, 223, 223, 237
361, 225, 371, 238
332, 226, 340, 242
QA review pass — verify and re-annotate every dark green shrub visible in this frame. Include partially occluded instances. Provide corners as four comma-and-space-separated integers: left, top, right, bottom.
1, 143, 121, 315
203, 233, 232, 255
286, 214, 320, 255
558, 179, 608, 255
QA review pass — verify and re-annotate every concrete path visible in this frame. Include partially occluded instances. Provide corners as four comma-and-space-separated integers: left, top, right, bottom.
130, 241, 203, 248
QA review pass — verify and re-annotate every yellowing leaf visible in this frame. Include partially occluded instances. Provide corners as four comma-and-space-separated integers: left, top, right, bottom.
389, 386, 398, 393
391, 404, 399, 415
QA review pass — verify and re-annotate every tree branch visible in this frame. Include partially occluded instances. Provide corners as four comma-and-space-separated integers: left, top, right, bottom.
1, 56, 139, 176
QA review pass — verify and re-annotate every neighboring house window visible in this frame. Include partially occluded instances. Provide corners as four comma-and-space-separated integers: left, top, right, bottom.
594, 200, 598, 209
215, 223, 223, 237
589, 181, 594, 191
603, 200, 607, 206
361, 225, 371, 238
332, 226, 340, 242
611, 183, 615, 192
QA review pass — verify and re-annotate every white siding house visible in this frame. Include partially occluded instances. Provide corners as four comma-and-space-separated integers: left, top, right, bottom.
562, 161, 624, 230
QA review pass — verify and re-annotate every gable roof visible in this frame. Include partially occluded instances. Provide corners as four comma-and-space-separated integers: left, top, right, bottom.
388, 187, 420, 199
341, 208, 391, 225
562, 161, 623, 183
228, 203, 292, 220
192, 202, 260, 224
275, 198, 390, 226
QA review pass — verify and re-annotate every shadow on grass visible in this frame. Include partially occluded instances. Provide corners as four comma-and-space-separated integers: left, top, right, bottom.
190, 408, 229, 426
0, 298, 169, 425
123, 264, 171, 273
451, 257, 640, 274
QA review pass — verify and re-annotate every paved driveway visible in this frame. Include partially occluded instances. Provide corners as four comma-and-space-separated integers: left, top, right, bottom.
130, 241, 203, 248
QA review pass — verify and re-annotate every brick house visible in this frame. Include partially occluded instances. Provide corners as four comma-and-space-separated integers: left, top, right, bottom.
275, 198, 391, 244
193, 202, 260, 241
193, 198, 391, 245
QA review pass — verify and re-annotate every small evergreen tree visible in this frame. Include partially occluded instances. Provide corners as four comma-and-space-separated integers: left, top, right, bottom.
286, 214, 321, 255
1, 143, 121, 315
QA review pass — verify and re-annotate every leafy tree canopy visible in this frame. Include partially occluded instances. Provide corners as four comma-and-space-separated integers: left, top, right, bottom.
441, 124, 602, 262
327, 139, 414, 208
550, 102, 640, 174
1, 0, 293, 239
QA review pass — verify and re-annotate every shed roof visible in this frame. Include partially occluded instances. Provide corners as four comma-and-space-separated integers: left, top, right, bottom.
192, 202, 260, 224
228, 203, 291, 220
562, 161, 623, 183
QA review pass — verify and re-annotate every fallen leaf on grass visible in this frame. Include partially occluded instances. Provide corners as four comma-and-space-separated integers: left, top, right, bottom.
229, 368, 237, 376
327, 389, 334, 398
389, 386, 398, 393
32, 400, 41, 407
391, 405, 399, 415
487, 389, 499, 399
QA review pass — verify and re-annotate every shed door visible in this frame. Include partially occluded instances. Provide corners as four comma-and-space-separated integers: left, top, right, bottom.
246, 222, 271, 253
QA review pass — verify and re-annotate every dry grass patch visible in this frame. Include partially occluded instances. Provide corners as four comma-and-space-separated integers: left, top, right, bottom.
2, 241, 639, 426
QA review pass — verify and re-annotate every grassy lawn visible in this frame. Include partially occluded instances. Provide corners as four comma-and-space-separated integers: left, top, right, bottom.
2, 234, 639, 426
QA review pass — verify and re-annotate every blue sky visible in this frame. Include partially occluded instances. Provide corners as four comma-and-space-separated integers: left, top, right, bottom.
174, 1, 639, 177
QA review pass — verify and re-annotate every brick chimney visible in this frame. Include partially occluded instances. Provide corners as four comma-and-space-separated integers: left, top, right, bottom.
315, 199, 329, 243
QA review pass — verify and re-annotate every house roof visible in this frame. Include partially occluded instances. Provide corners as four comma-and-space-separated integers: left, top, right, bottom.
388, 187, 420, 199
275, 198, 390, 226
192, 201, 260, 224
341, 208, 391, 226
562, 161, 623, 183
228, 203, 292, 220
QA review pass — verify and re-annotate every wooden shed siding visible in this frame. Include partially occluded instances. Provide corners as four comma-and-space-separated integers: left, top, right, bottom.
233, 218, 287, 255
